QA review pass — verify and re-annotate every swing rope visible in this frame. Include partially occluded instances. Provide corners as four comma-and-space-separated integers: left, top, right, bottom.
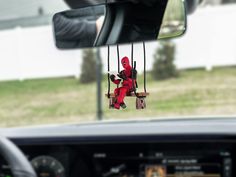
131, 42, 147, 98
131, 43, 140, 98
106, 0, 110, 98
131, 43, 134, 69
116, 45, 120, 88
117, 45, 120, 73
107, 45, 110, 98
143, 42, 147, 93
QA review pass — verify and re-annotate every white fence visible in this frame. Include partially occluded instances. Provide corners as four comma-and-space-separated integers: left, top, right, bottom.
0, 26, 82, 81
0, 5, 236, 81
175, 4, 236, 70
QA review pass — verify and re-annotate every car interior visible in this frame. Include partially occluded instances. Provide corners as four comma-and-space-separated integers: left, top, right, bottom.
0, 0, 235, 177
0, 118, 235, 177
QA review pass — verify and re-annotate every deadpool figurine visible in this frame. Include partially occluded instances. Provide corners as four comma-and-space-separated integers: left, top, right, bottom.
110, 56, 137, 109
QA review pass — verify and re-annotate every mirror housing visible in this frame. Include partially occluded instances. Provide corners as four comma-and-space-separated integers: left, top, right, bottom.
64, 0, 166, 9
53, 0, 187, 49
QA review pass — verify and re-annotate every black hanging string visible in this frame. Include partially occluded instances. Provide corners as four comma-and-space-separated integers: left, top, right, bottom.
131, 43, 138, 97
107, 45, 110, 98
116, 45, 120, 88
131, 43, 134, 68
143, 42, 147, 93
117, 45, 120, 73
105, 0, 111, 98
131, 42, 147, 98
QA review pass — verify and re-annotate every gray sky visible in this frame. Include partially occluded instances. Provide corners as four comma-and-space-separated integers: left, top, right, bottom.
0, 0, 69, 20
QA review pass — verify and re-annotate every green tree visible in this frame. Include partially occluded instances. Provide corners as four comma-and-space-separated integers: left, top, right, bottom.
152, 41, 178, 80
80, 49, 97, 84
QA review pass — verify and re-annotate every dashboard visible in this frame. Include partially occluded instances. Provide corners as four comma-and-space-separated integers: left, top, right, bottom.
0, 118, 236, 177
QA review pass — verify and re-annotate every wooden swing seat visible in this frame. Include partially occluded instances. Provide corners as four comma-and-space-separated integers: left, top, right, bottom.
106, 92, 149, 98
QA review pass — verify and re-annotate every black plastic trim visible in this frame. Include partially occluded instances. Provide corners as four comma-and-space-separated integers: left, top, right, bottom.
10, 134, 236, 146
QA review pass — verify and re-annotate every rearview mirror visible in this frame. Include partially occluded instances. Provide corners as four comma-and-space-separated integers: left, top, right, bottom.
53, 0, 186, 49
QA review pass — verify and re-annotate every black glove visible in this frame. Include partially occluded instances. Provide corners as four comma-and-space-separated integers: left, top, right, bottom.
117, 71, 127, 80
110, 74, 116, 82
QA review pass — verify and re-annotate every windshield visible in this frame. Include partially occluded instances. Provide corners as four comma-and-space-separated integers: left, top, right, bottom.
0, 0, 235, 127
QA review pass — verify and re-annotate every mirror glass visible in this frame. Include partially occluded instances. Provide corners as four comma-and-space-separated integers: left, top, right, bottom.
158, 0, 186, 39
53, 5, 105, 49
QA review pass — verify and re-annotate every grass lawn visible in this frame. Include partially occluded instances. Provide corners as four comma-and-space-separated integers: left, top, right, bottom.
0, 67, 235, 127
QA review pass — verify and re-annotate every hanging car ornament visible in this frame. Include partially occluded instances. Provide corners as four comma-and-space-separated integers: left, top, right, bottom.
106, 42, 149, 110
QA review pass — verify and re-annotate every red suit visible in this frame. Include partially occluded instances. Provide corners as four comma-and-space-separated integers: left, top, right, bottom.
110, 56, 137, 109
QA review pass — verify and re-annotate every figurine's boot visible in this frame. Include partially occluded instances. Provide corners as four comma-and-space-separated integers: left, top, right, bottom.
120, 102, 127, 109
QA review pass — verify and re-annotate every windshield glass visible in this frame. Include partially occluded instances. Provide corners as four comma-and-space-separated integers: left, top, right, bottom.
0, 0, 235, 127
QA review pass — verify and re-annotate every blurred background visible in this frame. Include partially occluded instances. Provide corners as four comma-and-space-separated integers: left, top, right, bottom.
0, 0, 235, 127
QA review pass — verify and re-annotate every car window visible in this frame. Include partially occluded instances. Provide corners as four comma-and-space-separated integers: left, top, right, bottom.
0, 0, 235, 127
